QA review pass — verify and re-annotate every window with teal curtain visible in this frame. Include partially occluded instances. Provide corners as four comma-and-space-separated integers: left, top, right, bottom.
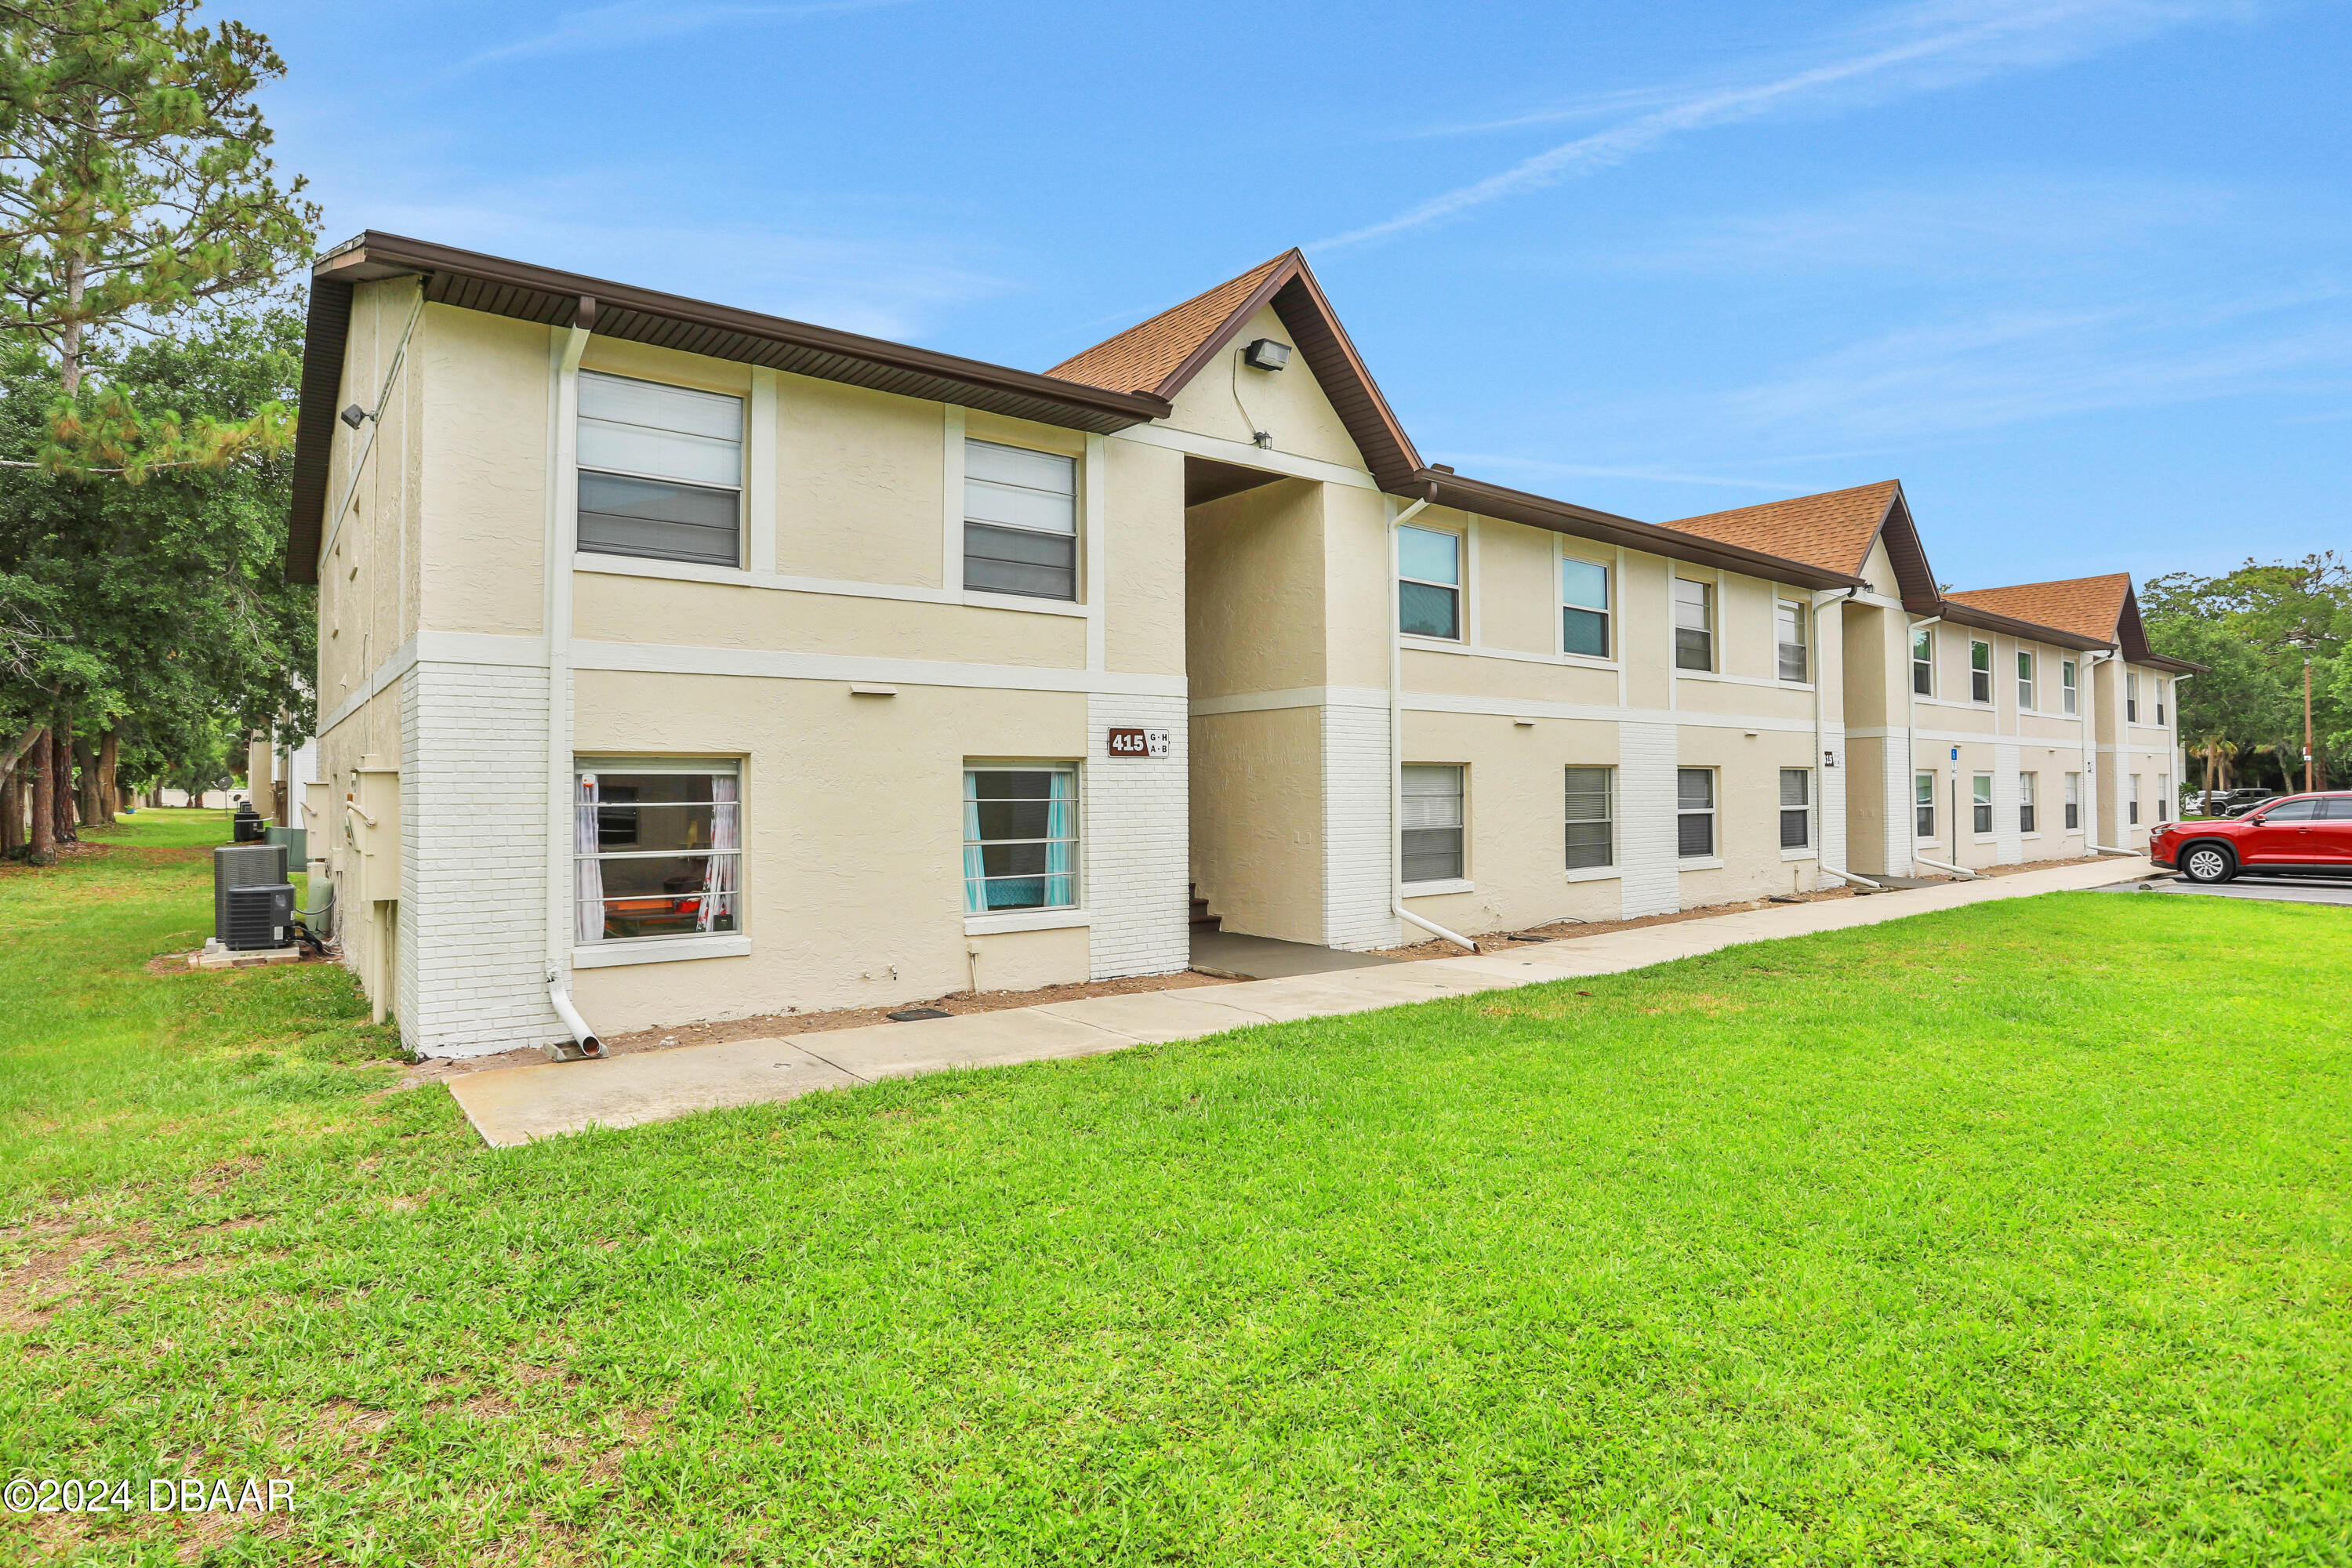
964, 766, 1079, 912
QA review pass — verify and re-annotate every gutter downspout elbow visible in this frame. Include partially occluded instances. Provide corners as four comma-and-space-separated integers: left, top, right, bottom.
1911, 853, 1979, 880
546, 971, 604, 1059
1389, 482, 1476, 955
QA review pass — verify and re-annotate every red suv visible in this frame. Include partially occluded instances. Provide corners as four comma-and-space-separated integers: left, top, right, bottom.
2151, 793, 2352, 884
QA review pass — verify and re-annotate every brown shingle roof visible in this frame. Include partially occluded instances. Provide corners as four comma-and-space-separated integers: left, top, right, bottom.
1047, 252, 1294, 397
1944, 573, 2131, 645
1664, 481, 1902, 578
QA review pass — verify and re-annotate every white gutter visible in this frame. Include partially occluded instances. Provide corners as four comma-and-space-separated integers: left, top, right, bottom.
1388, 488, 1476, 953
1913, 852, 1978, 880
1810, 587, 1881, 891
545, 316, 599, 1050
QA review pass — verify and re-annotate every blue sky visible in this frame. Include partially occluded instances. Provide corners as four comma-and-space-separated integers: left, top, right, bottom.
247, 0, 2349, 588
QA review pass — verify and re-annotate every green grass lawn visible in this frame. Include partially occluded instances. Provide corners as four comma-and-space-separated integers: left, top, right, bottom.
3, 811, 2349, 1566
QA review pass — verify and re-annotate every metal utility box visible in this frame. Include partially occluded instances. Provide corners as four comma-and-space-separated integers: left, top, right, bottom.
212, 844, 289, 945
232, 803, 269, 842
266, 824, 307, 865
223, 884, 296, 951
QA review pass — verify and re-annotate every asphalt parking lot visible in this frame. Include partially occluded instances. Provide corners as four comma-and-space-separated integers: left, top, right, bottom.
2098, 873, 2352, 907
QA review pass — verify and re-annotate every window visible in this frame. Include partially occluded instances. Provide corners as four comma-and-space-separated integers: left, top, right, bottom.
1677, 768, 1716, 858
1780, 768, 1812, 849
1564, 766, 1613, 869
1969, 639, 1992, 703
1674, 579, 1714, 671
1399, 526, 1461, 640
964, 440, 1077, 600
2158, 772, 2170, 822
1912, 626, 1934, 695
1776, 601, 1808, 683
963, 766, 1078, 912
2017, 650, 2035, 710
1402, 764, 1465, 882
1973, 773, 1994, 835
1915, 771, 1936, 839
2064, 772, 2081, 831
2261, 799, 2321, 822
1562, 557, 1610, 658
2157, 680, 2167, 726
573, 760, 740, 942
576, 371, 744, 568
2126, 672, 2140, 723
2129, 774, 2141, 826
2061, 659, 2078, 716
2020, 772, 2038, 834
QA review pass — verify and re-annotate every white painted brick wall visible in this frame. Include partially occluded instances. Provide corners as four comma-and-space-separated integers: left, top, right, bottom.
401, 660, 564, 1058
1321, 700, 1398, 950
1085, 694, 1190, 980
1619, 720, 1679, 917
1818, 725, 1847, 891
1993, 742, 2022, 865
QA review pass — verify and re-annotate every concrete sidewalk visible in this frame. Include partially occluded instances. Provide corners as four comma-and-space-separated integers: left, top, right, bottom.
448, 856, 2150, 1147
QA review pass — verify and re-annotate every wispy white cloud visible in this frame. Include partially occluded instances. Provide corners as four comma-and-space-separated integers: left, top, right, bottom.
461, 0, 913, 70
1318, 0, 2252, 250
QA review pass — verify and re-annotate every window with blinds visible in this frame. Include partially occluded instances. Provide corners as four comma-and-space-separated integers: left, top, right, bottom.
1776, 601, 1808, 683
964, 440, 1078, 600
576, 372, 744, 568
1565, 766, 1612, 869
1402, 764, 1465, 883
1677, 768, 1715, 857
1780, 768, 1811, 848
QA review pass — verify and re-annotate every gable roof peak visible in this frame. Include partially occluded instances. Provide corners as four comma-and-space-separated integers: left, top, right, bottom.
1046, 249, 1304, 401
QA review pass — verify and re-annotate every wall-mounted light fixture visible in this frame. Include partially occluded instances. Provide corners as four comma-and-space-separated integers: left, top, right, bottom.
339, 404, 371, 430
1242, 338, 1292, 372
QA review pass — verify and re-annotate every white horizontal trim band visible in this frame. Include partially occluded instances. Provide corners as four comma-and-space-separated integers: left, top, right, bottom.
572, 640, 1186, 698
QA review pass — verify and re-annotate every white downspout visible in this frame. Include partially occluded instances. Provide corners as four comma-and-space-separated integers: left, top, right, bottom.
1810, 587, 1881, 891
545, 307, 604, 1057
1388, 487, 1476, 953
2083, 648, 2132, 855
1905, 614, 1941, 877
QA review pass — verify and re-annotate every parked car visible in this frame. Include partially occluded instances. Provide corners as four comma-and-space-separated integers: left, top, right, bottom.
2151, 793, 2352, 883
2213, 789, 2278, 817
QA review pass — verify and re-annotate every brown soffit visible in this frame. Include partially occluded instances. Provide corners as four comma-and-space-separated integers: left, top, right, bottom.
1051, 249, 1425, 489
1411, 470, 1868, 590
285, 231, 1174, 583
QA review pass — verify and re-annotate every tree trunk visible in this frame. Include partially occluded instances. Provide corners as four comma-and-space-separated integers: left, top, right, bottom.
1, 757, 20, 856
96, 730, 118, 824
27, 730, 55, 866
74, 736, 101, 827
51, 711, 78, 843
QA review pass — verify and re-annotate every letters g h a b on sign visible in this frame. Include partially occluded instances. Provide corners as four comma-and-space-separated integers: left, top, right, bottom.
1106, 728, 1169, 758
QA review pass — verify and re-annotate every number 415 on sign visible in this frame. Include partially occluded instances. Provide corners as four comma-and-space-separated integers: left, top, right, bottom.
1106, 728, 1169, 758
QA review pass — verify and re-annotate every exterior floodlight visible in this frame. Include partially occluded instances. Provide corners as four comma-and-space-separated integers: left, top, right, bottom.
1242, 338, 1292, 372
339, 404, 368, 429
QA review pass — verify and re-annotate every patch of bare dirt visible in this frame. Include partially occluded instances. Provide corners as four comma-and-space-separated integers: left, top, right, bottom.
397, 969, 1239, 1085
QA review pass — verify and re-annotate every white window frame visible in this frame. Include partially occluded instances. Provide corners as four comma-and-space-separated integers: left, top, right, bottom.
1915, 771, 1937, 840
1565, 764, 1613, 872
2061, 659, 2078, 716
963, 762, 1083, 916
2157, 679, 2167, 727
1560, 554, 1611, 661
2017, 649, 2035, 712
1676, 766, 1717, 859
1399, 524, 1464, 643
2020, 771, 2038, 835
1674, 578, 1715, 673
2158, 772, 2170, 822
962, 437, 1080, 602
1972, 771, 1994, 837
2126, 671, 2140, 724
2129, 773, 2141, 826
1779, 768, 1813, 851
572, 757, 743, 950
1776, 599, 1809, 684
1969, 639, 1992, 705
575, 370, 746, 569
1402, 763, 1467, 885
1912, 626, 1934, 696
2064, 771, 2081, 832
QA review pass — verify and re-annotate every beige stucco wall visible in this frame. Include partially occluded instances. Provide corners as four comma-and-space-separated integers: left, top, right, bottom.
1102, 437, 1187, 679
1185, 477, 1327, 700
571, 572, 1089, 667
568, 670, 1095, 1031
1189, 707, 1323, 943
1674, 727, 1826, 907
1159, 303, 1367, 471
423, 307, 550, 637
782, 375, 947, 589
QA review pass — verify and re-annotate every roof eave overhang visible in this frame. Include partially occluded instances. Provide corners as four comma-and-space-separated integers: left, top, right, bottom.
285, 232, 1171, 583
1403, 470, 1868, 590
1933, 600, 2114, 652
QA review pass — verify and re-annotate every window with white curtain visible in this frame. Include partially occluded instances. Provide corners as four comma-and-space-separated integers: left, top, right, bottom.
964, 440, 1077, 600
1564, 766, 1612, 869
1403, 764, 1465, 882
1776, 601, 1808, 682
573, 759, 740, 942
576, 372, 744, 567
1780, 768, 1812, 848
1677, 768, 1716, 857
1562, 556, 1610, 658
963, 766, 1079, 912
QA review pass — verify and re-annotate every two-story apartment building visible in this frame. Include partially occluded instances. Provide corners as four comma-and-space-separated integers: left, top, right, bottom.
289, 235, 2193, 1059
